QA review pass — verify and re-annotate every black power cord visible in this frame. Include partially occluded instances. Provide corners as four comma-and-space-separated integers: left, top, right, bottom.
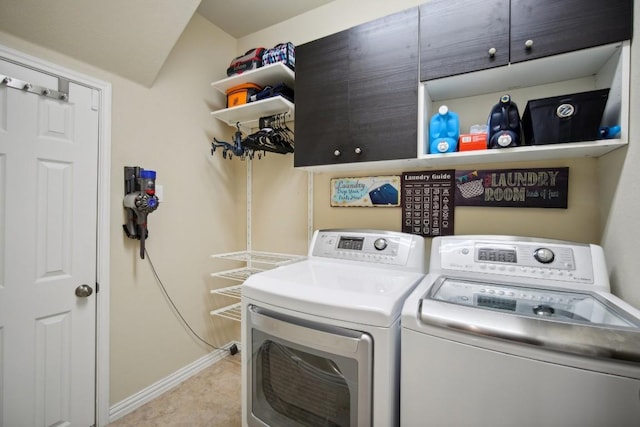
144, 248, 238, 356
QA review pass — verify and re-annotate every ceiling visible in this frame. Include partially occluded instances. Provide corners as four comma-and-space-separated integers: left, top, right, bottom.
0, 0, 334, 87
197, 0, 335, 39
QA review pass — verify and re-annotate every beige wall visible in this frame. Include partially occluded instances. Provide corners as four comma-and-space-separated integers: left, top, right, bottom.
1, 13, 245, 404
599, 9, 640, 306
0, 0, 638, 413
312, 158, 599, 242
107, 15, 245, 403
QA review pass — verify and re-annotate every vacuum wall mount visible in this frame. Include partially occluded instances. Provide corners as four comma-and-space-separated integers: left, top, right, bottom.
123, 166, 159, 259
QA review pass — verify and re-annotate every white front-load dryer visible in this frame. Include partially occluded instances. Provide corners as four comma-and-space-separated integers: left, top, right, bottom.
401, 235, 640, 427
243, 229, 426, 427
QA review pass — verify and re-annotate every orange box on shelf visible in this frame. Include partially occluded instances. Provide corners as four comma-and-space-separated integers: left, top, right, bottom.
458, 133, 488, 151
226, 82, 262, 108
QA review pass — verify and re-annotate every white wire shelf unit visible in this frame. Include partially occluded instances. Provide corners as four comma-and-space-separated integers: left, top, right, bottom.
211, 250, 304, 265
210, 266, 264, 282
209, 251, 305, 321
209, 302, 242, 322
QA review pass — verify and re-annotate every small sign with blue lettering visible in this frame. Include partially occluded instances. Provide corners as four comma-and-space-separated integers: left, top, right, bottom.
330, 176, 400, 207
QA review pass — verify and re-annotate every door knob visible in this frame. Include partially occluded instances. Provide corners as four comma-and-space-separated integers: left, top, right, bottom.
75, 284, 93, 298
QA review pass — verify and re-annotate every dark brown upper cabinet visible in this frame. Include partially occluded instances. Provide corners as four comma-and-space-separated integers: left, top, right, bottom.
510, 0, 633, 63
420, 0, 633, 81
420, 0, 510, 81
295, 7, 419, 167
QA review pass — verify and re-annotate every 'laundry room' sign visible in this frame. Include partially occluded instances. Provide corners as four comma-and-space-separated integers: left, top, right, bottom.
455, 167, 569, 208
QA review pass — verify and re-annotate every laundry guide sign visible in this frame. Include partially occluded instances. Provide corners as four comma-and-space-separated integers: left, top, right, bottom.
401, 170, 455, 237
455, 167, 569, 208
330, 176, 400, 207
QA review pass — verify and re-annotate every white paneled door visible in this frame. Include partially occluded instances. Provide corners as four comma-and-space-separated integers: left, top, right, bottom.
0, 60, 99, 426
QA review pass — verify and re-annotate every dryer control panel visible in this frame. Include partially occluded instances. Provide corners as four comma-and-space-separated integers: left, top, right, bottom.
310, 229, 425, 272
430, 235, 609, 291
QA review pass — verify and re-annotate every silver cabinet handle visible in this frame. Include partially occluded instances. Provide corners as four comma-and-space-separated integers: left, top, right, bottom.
334, 149, 341, 157
488, 47, 497, 57
525, 39, 534, 49
354, 147, 362, 154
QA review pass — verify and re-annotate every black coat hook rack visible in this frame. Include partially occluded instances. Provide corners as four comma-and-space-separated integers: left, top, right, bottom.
211, 114, 294, 160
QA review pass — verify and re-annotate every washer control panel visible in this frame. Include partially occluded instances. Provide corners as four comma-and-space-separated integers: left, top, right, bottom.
310, 229, 424, 270
433, 236, 600, 285
433, 278, 588, 319
429, 278, 633, 327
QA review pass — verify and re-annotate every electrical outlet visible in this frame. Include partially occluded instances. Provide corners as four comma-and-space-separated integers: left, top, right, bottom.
155, 184, 164, 202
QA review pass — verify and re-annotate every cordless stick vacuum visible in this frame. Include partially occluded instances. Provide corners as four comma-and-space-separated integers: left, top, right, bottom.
123, 166, 159, 259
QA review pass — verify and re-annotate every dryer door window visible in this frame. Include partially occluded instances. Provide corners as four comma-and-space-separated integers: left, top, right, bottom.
247, 305, 372, 427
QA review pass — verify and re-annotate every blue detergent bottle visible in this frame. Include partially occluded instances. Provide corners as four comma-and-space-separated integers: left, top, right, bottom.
429, 105, 459, 154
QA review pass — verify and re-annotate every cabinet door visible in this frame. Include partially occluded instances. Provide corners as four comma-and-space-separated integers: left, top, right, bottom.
348, 7, 419, 163
510, 0, 633, 63
294, 31, 349, 167
420, 0, 509, 81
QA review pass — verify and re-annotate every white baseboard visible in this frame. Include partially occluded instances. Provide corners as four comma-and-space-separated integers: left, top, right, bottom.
108, 342, 241, 423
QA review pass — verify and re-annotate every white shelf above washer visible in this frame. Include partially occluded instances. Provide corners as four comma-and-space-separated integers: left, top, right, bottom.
210, 63, 295, 94
210, 97, 294, 130
210, 63, 295, 130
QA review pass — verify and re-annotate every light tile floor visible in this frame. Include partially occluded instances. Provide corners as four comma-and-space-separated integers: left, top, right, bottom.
108, 355, 242, 427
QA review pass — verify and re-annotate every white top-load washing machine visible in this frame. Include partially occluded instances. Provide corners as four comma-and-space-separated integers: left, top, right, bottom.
242, 229, 426, 427
401, 235, 640, 427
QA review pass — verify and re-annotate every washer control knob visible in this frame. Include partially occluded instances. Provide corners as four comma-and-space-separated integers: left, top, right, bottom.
374, 238, 388, 251
533, 304, 555, 317
534, 248, 555, 264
